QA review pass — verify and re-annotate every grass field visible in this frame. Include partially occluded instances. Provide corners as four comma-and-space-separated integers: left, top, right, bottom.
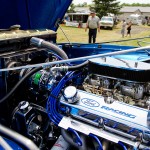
57, 23, 150, 46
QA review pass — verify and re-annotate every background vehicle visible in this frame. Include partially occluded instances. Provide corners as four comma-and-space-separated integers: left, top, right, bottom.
126, 14, 143, 25
100, 16, 114, 30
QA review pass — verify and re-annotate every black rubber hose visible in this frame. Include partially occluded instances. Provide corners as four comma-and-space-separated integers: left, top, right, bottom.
30, 37, 68, 60
68, 60, 89, 71
0, 67, 42, 104
30, 37, 90, 71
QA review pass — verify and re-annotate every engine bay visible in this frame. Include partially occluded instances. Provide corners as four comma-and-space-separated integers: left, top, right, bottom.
0, 33, 150, 149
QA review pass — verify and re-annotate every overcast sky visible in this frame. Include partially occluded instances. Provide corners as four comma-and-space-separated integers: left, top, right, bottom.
73, 0, 150, 4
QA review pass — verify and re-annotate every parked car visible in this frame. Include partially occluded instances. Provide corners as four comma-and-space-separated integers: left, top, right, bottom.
126, 14, 142, 25
100, 16, 114, 30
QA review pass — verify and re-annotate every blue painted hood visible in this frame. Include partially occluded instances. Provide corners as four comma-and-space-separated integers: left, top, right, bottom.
0, 0, 72, 31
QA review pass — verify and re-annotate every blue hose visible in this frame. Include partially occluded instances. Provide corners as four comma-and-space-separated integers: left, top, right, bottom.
132, 147, 137, 150
68, 128, 82, 146
118, 141, 127, 150
48, 80, 64, 122
47, 71, 75, 125
128, 128, 135, 134
112, 122, 119, 129
49, 94, 61, 122
46, 100, 59, 125
89, 133, 103, 150
52, 72, 71, 116
47, 70, 83, 126
46, 56, 72, 125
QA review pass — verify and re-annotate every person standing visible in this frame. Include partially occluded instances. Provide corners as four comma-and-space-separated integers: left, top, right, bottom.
121, 20, 126, 38
85, 11, 100, 43
126, 21, 132, 37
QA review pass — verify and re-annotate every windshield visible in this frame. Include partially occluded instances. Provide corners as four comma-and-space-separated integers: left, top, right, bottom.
101, 17, 113, 21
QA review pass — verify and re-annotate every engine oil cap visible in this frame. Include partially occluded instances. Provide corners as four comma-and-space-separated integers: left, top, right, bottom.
19, 101, 29, 110
64, 86, 79, 103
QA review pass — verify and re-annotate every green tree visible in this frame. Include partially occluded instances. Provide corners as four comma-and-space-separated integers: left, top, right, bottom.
76, 2, 88, 7
82, 2, 88, 7
76, 4, 82, 7
121, 3, 150, 7
91, 0, 122, 18
67, 3, 75, 13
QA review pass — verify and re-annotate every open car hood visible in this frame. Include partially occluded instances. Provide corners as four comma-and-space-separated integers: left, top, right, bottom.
0, 0, 72, 31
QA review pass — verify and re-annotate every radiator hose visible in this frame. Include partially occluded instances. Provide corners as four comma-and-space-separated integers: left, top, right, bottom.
30, 37, 68, 60
30, 37, 89, 71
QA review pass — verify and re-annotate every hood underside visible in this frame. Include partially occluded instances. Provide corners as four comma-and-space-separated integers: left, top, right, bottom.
0, 0, 72, 31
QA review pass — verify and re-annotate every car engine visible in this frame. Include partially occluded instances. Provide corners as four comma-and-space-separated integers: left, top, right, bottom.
0, 34, 150, 150
83, 57, 150, 108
